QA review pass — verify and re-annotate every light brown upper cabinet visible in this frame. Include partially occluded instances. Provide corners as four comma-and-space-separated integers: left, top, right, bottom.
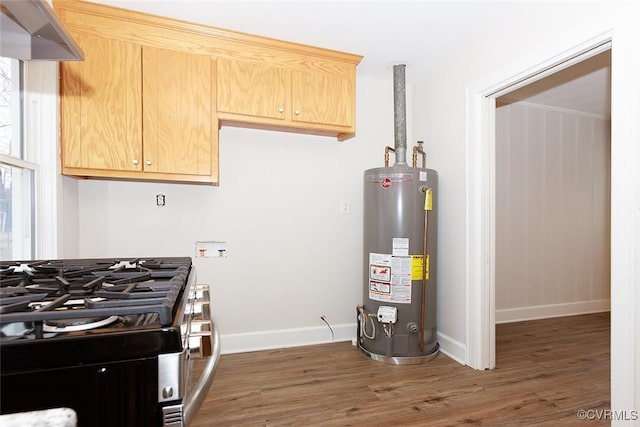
217, 59, 287, 121
61, 32, 143, 173
61, 37, 216, 183
291, 69, 354, 129
55, 0, 361, 184
58, 7, 218, 184
217, 58, 356, 139
142, 47, 215, 178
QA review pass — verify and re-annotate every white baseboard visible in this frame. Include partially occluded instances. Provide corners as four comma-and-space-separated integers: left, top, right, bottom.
219, 301, 609, 360
220, 322, 468, 367
220, 323, 356, 355
495, 299, 611, 324
436, 331, 466, 365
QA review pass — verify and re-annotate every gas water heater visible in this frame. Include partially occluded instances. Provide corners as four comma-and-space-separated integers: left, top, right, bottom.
357, 64, 439, 364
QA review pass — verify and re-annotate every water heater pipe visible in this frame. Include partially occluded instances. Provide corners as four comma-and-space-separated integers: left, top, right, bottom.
412, 141, 426, 168
419, 187, 431, 352
392, 64, 407, 166
384, 146, 396, 167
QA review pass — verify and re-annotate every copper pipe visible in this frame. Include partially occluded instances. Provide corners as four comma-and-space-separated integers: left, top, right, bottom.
412, 141, 426, 168
419, 187, 431, 354
384, 146, 395, 167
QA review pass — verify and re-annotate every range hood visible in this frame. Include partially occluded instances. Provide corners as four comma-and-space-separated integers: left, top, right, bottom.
1, 0, 83, 61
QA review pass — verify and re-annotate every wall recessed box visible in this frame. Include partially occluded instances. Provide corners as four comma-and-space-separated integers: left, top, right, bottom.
195, 241, 228, 258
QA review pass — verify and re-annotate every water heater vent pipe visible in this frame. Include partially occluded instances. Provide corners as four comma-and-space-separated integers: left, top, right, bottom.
393, 64, 408, 166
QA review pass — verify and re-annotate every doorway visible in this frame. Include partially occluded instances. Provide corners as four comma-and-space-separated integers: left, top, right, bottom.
465, 17, 638, 414
493, 50, 611, 329
463, 36, 616, 372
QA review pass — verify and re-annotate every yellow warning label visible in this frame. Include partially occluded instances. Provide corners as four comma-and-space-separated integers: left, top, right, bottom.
411, 255, 430, 280
424, 188, 433, 211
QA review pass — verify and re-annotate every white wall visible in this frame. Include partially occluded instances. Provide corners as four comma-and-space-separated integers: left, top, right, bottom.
66, 76, 407, 352
495, 103, 610, 322
59, 176, 79, 257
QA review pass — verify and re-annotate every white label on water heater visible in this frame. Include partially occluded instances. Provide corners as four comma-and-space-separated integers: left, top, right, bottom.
368, 252, 412, 304
419, 171, 427, 182
392, 238, 409, 256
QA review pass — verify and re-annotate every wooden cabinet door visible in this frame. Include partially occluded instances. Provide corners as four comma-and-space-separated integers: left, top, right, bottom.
61, 32, 142, 172
142, 47, 215, 176
291, 69, 354, 128
217, 58, 287, 120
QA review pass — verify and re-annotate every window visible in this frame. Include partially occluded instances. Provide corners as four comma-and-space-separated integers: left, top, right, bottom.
1, 57, 36, 260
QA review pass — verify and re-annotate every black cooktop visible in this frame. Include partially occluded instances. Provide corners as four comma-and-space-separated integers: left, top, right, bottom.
0, 257, 193, 371
0, 257, 191, 326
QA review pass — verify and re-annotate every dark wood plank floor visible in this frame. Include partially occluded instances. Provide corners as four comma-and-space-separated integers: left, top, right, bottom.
191, 312, 610, 426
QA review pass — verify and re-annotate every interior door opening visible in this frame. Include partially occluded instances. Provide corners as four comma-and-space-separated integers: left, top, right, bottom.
493, 49, 611, 365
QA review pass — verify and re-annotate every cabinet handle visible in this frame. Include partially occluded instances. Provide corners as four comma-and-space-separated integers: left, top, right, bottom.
278, 107, 284, 113
294, 110, 300, 116
132, 159, 139, 165
145, 160, 153, 166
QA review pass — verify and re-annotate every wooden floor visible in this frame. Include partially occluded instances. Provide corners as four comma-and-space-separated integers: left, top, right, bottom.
191, 312, 610, 426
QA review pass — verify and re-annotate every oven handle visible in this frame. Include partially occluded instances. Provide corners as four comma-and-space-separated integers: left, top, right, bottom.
183, 321, 221, 426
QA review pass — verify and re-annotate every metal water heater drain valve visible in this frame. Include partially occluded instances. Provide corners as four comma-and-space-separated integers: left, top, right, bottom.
407, 322, 419, 333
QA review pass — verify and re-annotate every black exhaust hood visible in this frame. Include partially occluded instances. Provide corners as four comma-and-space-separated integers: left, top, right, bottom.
1, 0, 83, 61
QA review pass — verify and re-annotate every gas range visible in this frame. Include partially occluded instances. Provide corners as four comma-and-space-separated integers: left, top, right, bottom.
0, 257, 219, 426
1, 257, 190, 337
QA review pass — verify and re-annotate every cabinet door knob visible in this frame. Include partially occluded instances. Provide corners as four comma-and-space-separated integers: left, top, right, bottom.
132, 159, 139, 165
145, 160, 152, 166
294, 110, 300, 116
278, 107, 284, 113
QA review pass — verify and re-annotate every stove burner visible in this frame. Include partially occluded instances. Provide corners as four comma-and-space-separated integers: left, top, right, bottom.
0, 257, 192, 335
43, 315, 120, 332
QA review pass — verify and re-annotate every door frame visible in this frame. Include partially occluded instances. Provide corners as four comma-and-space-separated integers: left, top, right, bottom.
461, 4, 640, 418
466, 34, 612, 370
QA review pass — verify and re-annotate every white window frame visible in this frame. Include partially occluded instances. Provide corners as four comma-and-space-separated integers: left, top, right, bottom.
0, 155, 37, 259
26, 61, 60, 259
0, 59, 59, 260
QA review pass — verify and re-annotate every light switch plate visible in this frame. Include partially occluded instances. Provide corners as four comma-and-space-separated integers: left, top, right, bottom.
340, 200, 351, 214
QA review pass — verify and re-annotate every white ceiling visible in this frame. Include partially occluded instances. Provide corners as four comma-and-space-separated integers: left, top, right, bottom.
498, 50, 611, 117
94, 0, 611, 116
95, 0, 533, 78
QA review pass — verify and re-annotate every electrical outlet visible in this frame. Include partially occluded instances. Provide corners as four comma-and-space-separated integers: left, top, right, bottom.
156, 194, 166, 207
